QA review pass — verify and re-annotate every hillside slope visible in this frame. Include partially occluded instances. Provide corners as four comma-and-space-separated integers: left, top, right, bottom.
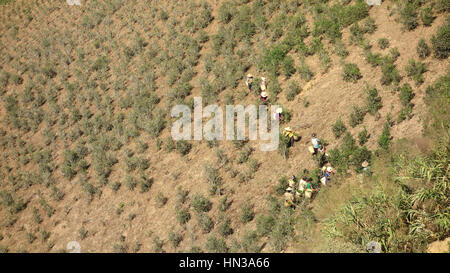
0, 0, 448, 253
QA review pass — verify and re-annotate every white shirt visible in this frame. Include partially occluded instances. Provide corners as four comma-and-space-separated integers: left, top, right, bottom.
311, 137, 320, 148
298, 179, 307, 191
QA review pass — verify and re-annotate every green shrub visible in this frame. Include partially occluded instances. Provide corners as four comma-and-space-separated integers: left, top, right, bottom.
196, 212, 214, 234
217, 215, 233, 237
176, 206, 191, 225
240, 200, 254, 223
165, 137, 175, 152
431, 21, 450, 59
168, 229, 183, 248
342, 63, 362, 83
326, 132, 449, 251
381, 60, 401, 86
197, 4, 213, 29
155, 192, 167, 207
389, 47, 401, 61
378, 122, 391, 150
234, 7, 256, 42
399, 83, 414, 107
268, 208, 296, 252
40, 229, 50, 242
365, 51, 383, 67
204, 164, 222, 195
349, 23, 364, 44
328, 132, 370, 173
358, 127, 369, 146
191, 193, 212, 213
219, 195, 230, 212
32, 208, 42, 224
0, 245, 8, 253
417, 38, 431, 59
27, 232, 36, 244
125, 175, 137, 190
397, 103, 414, 122
11, 74, 23, 85
405, 59, 427, 86
197, 30, 209, 44
285, 81, 301, 101
205, 235, 228, 253
334, 40, 349, 57
110, 181, 121, 192
159, 10, 169, 20
218, 1, 235, 23
361, 17, 376, 33
176, 140, 191, 155
377, 38, 389, 49
247, 158, 260, 174
152, 235, 164, 253
263, 44, 288, 75
332, 119, 347, 139
136, 141, 148, 154
399, 2, 418, 30
349, 106, 367, 128
42, 64, 56, 78
274, 176, 288, 195
240, 230, 260, 253
139, 176, 153, 193
421, 7, 434, 27
281, 56, 296, 78
92, 56, 109, 71
318, 50, 331, 72
78, 227, 88, 240
256, 214, 276, 236
436, 0, 450, 13
237, 146, 253, 164
365, 86, 382, 115
298, 59, 314, 82
176, 186, 189, 205
0, 190, 26, 214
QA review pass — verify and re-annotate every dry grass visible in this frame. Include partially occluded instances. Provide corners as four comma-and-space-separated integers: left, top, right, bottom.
0, 0, 447, 253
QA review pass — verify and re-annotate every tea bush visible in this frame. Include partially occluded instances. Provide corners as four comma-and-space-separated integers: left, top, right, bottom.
240, 200, 254, 223
377, 38, 389, 49
416, 38, 431, 59
431, 19, 450, 59
332, 119, 347, 139
191, 193, 212, 213
349, 105, 367, 128
377, 122, 391, 150
342, 63, 362, 83
358, 127, 369, 146
405, 59, 427, 86
205, 235, 228, 253
196, 212, 214, 234
365, 86, 382, 115
398, 2, 418, 30
285, 81, 301, 101
421, 7, 435, 26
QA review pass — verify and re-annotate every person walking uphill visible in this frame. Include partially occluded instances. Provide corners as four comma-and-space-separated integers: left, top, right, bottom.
304, 179, 314, 204
260, 77, 267, 92
311, 133, 321, 155
260, 91, 268, 104
246, 74, 253, 91
274, 107, 284, 122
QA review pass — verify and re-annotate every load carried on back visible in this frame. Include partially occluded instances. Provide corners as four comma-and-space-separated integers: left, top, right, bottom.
283, 127, 301, 147
245, 74, 253, 91
283, 175, 316, 208
320, 165, 335, 186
